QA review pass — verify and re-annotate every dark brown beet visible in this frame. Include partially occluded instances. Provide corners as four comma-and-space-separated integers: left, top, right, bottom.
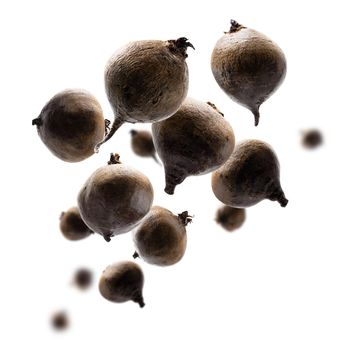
32, 89, 106, 162
73, 268, 93, 290
211, 20, 287, 126
130, 130, 159, 164
51, 311, 69, 330
95, 38, 194, 152
215, 205, 246, 231
152, 98, 235, 194
133, 206, 192, 266
77, 154, 154, 242
302, 129, 323, 149
59, 207, 93, 241
212, 140, 288, 208
99, 261, 145, 307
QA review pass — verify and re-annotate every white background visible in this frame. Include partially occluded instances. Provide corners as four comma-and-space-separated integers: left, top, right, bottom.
1, 0, 349, 349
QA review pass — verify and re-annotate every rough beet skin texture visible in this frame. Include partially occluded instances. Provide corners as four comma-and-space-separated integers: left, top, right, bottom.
211, 20, 287, 126
32, 89, 106, 162
152, 98, 235, 194
212, 140, 288, 208
95, 38, 194, 151
133, 206, 192, 266
77, 154, 154, 242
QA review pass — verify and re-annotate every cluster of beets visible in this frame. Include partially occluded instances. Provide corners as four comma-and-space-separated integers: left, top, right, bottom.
33, 20, 288, 309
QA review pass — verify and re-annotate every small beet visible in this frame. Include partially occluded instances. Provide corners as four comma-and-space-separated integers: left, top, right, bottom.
77, 153, 154, 242
215, 205, 246, 232
51, 311, 69, 331
212, 140, 288, 208
211, 20, 287, 126
95, 38, 194, 152
59, 207, 93, 241
32, 89, 106, 162
130, 130, 159, 164
133, 206, 192, 266
152, 98, 235, 194
73, 268, 93, 290
99, 261, 145, 307
302, 129, 323, 149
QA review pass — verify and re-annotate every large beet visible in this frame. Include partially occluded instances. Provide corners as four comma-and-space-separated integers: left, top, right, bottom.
32, 89, 106, 162
152, 98, 235, 194
95, 38, 194, 151
211, 20, 287, 126
77, 154, 154, 242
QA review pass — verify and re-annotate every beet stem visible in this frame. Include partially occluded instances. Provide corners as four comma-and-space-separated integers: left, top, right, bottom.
95, 117, 124, 153
133, 251, 139, 259
107, 153, 121, 165
32, 116, 42, 126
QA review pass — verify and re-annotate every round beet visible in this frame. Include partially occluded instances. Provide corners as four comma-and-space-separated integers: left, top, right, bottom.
51, 311, 69, 331
99, 261, 145, 308
212, 140, 288, 208
215, 205, 246, 232
32, 89, 106, 162
59, 207, 93, 241
73, 268, 93, 290
77, 153, 154, 242
301, 129, 323, 149
95, 38, 194, 151
130, 130, 159, 164
211, 20, 287, 126
133, 206, 192, 266
152, 98, 235, 194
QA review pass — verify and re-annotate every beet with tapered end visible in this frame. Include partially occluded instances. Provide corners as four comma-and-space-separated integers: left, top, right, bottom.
95, 38, 194, 152
152, 98, 235, 194
130, 130, 159, 164
211, 20, 287, 126
302, 129, 323, 149
32, 89, 106, 162
133, 206, 192, 266
212, 140, 288, 208
59, 207, 93, 241
73, 268, 93, 290
215, 205, 246, 232
77, 153, 154, 242
99, 261, 145, 307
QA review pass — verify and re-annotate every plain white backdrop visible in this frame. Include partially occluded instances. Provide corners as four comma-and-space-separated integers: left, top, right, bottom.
1, 0, 349, 349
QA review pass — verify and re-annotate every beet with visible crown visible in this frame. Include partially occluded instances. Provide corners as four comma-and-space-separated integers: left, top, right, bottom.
77, 153, 154, 242
32, 89, 107, 162
212, 140, 288, 208
59, 207, 93, 241
133, 206, 192, 266
99, 261, 145, 308
152, 98, 235, 194
95, 38, 194, 151
211, 20, 287, 126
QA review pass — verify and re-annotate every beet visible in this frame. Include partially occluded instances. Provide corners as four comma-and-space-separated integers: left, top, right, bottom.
211, 20, 287, 126
212, 140, 288, 207
99, 261, 145, 307
152, 98, 235, 194
59, 207, 93, 241
95, 38, 194, 152
32, 89, 106, 162
133, 206, 192, 266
